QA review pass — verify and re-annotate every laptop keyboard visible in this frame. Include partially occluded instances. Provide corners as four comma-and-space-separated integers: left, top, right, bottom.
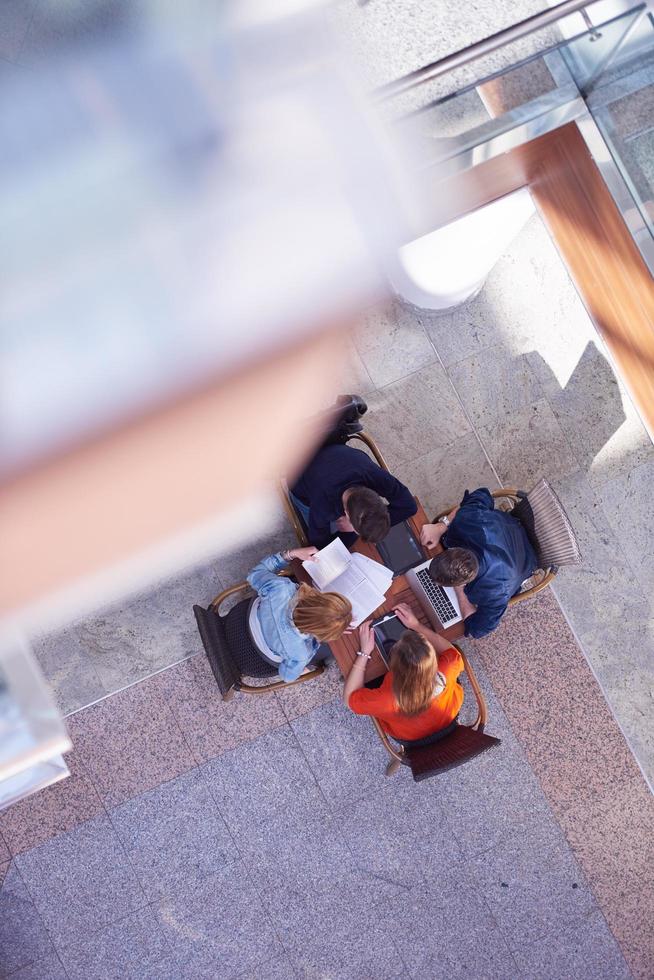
416, 568, 458, 624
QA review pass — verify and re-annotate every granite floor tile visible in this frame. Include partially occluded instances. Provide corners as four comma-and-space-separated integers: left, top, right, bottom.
352, 300, 436, 387
271, 881, 406, 979
375, 874, 517, 979
201, 725, 323, 833
0, 835, 8, 863
0, 750, 104, 856
67, 674, 195, 807
513, 909, 631, 980
545, 339, 653, 485
158, 655, 287, 763
235, 953, 298, 980
273, 661, 342, 721
0, 861, 55, 977
76, 557, 225, 693
288, 929, 407, 980
153, 862, 281, 980
448, 346, 543, 430
15, 814, 146, 946
7, 953, 68, 980
465, 592, 643, 814
334, 334, 376, 396
597, 457, 654, 597
289, 699, 410, 810
335, 778, 462, 888
31, 625, 107, 716
477, 398, 579, 487
58, 908, 174, 980
362, 362, 471, 469
394, 430, 499, 524
108, 769, 237, 902
557, 774, 654, 980
469, 827, 596, 952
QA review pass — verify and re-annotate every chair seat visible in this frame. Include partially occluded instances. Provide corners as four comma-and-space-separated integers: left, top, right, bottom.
406, 725, 500, 782
223, 599, 279, 678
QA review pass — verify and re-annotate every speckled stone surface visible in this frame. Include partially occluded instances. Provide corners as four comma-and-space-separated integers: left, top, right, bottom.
273, 660, 343, 721
352, 300, 436, 387
156, 654, 287, 764
558, 775, 654, 980
0, 751, 104, 856
67, 673, 195, 807
363, 361, 471, 469
57, 907, 175, 980
0, 860, 56, 975
14, 814, 147, 947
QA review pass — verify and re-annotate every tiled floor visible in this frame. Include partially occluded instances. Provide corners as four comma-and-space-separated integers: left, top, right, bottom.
3, 590, 651, 979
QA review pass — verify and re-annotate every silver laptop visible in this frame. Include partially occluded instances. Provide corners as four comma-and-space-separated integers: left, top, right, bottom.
405, 560, 463, 630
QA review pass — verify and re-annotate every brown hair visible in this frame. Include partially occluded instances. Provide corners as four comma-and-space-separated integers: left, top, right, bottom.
292, 583, 352, 642
345, 487, 390, 543
390, 630, 444, 717
428, 548, 479, 586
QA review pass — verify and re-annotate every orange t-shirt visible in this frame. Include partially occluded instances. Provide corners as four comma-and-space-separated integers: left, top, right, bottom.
348, 647, 464, 741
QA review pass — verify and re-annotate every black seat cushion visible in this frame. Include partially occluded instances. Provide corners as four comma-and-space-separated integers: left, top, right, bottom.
406, 726, 501, 782
223, 599, 278, 678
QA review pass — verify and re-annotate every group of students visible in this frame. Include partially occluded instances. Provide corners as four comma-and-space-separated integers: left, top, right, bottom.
247, 439, 537, 744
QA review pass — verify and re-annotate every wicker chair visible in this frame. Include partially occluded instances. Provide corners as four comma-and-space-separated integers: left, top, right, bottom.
280, 430, 391, 547
193, 582, 324, 700
434, 479, 582, 605
372, 647, 501, 782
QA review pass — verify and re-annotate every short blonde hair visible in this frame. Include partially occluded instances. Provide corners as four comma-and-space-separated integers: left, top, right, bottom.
292, 583, 352, 642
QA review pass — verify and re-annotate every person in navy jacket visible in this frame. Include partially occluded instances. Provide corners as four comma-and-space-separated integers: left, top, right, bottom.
290, 444, 417, 549
421, 487, 537, 638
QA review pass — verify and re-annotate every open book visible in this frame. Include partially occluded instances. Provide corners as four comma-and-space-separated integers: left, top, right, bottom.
302, 538, 393, 627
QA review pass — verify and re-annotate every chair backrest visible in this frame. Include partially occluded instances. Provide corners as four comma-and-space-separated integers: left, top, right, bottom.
406, 725, 501, 782
512, 479, 582, 570
193, 604, 241, 697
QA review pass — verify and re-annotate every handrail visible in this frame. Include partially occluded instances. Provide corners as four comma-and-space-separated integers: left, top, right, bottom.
375, 0, 600, 100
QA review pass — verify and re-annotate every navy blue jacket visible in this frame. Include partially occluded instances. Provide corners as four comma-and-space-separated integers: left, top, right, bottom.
443, 488, 537, 639
291, 444, 417, 549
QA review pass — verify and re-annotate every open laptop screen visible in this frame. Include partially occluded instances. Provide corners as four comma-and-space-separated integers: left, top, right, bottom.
376, 521, 425, 576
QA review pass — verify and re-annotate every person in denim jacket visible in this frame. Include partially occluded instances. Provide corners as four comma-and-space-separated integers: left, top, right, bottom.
247, 547, 352, 682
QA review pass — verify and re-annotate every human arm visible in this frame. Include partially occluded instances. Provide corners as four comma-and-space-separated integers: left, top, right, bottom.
246, 546, 317, 595
343, 620, 375, 707
420, 505, 459, 549
454, 584, 477, 621
393, 602, 457, 654
357, 457, 417, 526
461, 602, 507, 639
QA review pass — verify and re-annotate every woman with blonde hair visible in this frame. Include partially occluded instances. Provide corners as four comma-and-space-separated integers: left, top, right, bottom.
344, 602, 464, 742
247, 547, 352, 682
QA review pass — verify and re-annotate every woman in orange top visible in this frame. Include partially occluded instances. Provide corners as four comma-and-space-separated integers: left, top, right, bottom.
344, 603, 464, 742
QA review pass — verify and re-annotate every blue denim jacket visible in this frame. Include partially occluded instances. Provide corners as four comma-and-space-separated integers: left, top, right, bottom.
246, 552, 319, 682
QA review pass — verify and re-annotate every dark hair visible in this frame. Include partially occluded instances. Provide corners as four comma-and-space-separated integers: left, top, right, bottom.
390, 630, 441, 716
346, 487, 390, 543
428, 548, 479, 586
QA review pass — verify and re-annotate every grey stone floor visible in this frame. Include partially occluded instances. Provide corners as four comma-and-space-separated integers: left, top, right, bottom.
32, 212, 654, 789
0, 657, 632, 979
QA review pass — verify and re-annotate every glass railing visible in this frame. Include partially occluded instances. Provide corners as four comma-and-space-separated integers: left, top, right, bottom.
383, 1, 654, 272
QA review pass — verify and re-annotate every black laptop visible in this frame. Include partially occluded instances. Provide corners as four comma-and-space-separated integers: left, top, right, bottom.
376, 520, 425, 576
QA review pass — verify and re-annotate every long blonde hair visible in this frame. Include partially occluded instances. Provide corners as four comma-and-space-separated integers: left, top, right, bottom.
292, 584, 352, 642
390, 631, 445, 717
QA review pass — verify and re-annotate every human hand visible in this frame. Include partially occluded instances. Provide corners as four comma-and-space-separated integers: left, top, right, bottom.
420, 523, 444, 549
358, 620, 375, 656
393, 602, 420, 630
334, 515, 355, 533
290, 546, 319, 562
